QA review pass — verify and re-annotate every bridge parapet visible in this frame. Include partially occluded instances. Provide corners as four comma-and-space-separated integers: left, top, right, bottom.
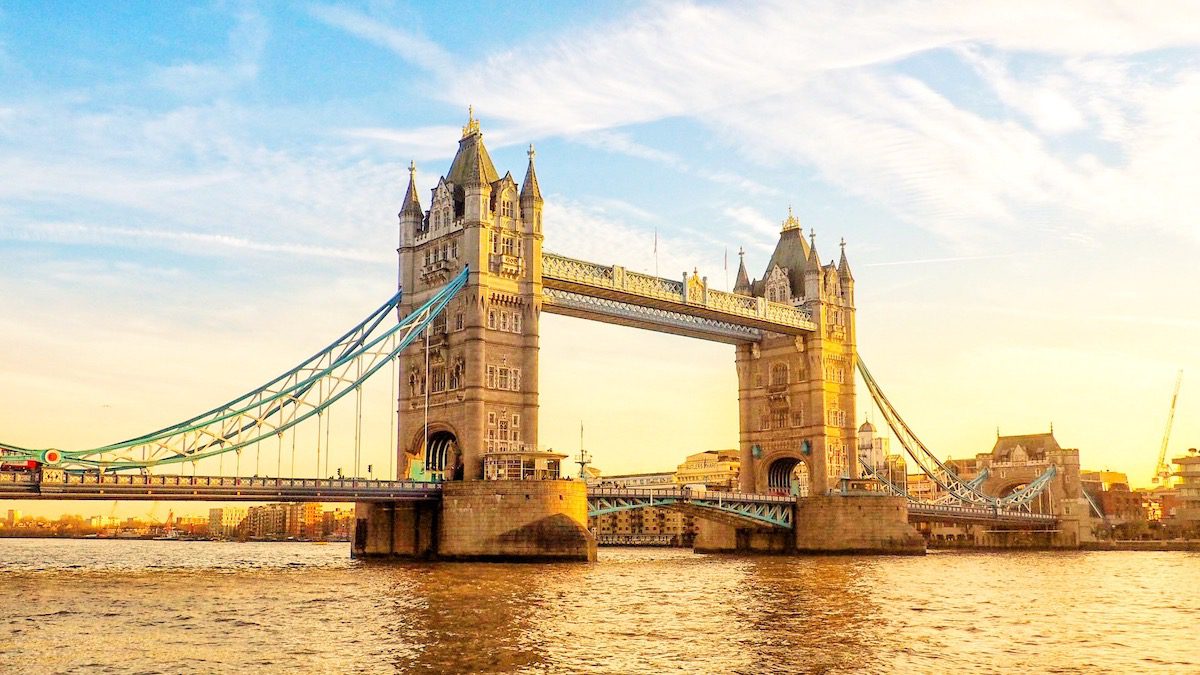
542, 251, 816, 335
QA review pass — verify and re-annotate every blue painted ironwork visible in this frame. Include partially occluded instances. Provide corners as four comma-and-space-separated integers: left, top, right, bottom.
1, 268, 470, 472
858, 355, 1056, 511
588, 487, 794, 529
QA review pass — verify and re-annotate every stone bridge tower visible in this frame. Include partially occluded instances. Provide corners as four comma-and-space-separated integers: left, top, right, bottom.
733, 209, 857, 496
395, 111, 544, 481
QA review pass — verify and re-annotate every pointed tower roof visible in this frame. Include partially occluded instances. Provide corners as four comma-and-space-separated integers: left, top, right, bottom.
733, 247, 751, 295
521, 144, 543, 204
400, 160, 423, 217
838, 237, 854, 280
805, 229, 822, 272
752, 208, 811, 297
445, 106, 499, 188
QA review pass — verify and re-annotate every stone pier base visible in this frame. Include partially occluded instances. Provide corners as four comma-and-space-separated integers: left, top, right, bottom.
693, 520, 793, 554
693, 495, 924, 555
793, 495, 925, 555
439, 480, 596, 561
352, 480, 596, 562
352, 500, 439, 559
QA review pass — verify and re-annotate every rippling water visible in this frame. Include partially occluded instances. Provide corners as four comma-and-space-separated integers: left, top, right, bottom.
1, 540, 1196, 674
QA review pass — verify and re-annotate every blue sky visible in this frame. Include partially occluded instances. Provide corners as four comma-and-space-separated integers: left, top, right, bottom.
3, 1, 1200, 515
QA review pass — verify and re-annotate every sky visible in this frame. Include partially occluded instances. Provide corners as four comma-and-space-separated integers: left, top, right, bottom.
2, 1, 1199, 517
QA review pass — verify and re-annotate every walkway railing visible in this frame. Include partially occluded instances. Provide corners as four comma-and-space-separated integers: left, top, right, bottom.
542, 251, 816, 334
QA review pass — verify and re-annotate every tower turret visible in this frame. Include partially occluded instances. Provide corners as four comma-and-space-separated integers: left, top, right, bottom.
838, 238, 855, 307
520, 144, 543, 235
804, 229, 823, 301
733, 247, 751, 295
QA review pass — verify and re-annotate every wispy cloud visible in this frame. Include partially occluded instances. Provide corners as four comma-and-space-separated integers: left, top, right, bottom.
3, 222, 390, 263
148, 10, 269, 98
306, 4, 455, 76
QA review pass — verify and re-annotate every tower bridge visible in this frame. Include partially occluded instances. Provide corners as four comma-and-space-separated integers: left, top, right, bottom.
1, 112, 1085, 559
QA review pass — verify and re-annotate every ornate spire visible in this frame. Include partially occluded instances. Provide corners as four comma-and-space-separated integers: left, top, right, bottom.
781, 205, 801, 232
521, 143, 543, 204
838, 237, 853, 280
806, 229, 821, 271
461, 105, 480, 138
733, 247, 751, 295
400, 160, 422, 218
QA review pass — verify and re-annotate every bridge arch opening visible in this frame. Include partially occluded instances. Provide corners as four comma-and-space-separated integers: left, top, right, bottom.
997, 482, 1051, 514
425, 431, 461, 481
766, 457, 810, 497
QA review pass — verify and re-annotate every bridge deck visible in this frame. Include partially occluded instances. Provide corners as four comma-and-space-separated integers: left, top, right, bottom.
0, 472, 442, 502
906, 502, 1058, 526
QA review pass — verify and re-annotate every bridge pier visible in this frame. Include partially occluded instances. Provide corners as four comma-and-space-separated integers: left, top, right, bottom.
695, 494, 924, 555
352, 500, 439, 559
353, 480, 596, 561
694, 520, 793, 554
793, 495, 924, 555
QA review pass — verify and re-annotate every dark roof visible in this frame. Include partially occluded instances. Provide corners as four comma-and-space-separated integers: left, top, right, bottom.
990, 432, 1061, 461
399, 163, 422, 217
521, 148, 543, 203
445, 129, 499, 188
752, 227, 811, 297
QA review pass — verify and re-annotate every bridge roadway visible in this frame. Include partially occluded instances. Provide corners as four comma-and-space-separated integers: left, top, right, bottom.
0, 473, 1059, 529
0, 472, 442, 503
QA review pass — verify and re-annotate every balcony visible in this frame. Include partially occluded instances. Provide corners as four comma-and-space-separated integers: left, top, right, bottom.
490, 252, 524, 277
420, 259, 454, 284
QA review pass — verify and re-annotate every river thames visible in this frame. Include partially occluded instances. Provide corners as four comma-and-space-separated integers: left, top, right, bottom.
0, 540, 1195, 673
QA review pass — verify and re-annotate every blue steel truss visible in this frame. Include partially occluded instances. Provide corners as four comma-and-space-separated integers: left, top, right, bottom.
1, 268, 470, 471
588, 487, 794, 529
858, 355, 1056, 511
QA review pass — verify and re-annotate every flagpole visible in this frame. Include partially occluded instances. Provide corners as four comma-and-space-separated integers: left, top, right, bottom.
653, 228, 658, 277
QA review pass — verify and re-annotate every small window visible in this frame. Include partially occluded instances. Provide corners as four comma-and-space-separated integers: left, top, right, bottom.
487, 366, 497, 389
500, 312, 509, 332
512, 312, 522, 334
488, 310, 496, 330
511, 413, 520, 429
498, 367, 510, 390
454, 312, 464, 331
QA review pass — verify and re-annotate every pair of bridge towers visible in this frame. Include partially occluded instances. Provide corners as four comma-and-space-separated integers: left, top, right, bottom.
394, 112, 857, 498
350, 113, 912, 560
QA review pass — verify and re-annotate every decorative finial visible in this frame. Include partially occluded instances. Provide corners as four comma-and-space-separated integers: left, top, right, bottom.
408, 160, 416, 177
528, 143, 536, 161
840, 237, 846, 252
738, 246, 745, 259
781, 206, 802, 232
809, 228, 816, 247
461, 105, 480, 137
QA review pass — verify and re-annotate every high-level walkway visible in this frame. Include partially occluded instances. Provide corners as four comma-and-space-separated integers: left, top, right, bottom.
541, 252, 816, 343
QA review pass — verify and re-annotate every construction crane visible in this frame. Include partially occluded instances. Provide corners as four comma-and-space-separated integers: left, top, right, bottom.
1152, 370, 1184, 486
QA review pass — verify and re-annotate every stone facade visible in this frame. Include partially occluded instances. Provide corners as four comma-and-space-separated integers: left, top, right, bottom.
693, 494, 922, 555
734, 210, 857, 498
396, 111, 544, 482
439, 480, 596, 561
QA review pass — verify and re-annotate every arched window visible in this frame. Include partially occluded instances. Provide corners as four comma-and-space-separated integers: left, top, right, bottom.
770, 363, 788, 387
